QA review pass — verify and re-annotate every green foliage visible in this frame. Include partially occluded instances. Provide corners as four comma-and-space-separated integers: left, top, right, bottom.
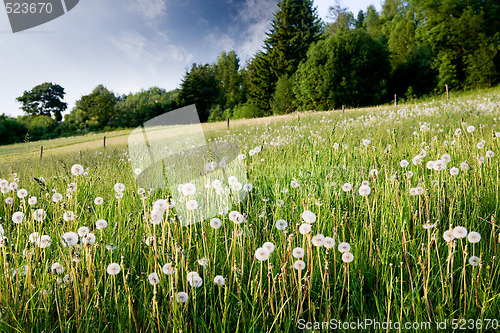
232, 102, 261, 119
294, 30, 390, 110
270, 75, 296, 115
16, 82, 67, 121
215, 51, 244, 110
17, 115, 58, 141
0, 114, 26, 144
69, 85, 118, 130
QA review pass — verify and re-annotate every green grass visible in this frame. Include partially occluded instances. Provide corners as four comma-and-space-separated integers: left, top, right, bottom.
0, 88, 500, 332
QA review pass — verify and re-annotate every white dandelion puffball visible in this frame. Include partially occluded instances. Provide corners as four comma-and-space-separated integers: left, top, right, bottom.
254, 247, 270, 261
210, 218, 222, 229
107, 263, 121, 275
292, 247, 305, 259
37, 235, 51, 248
275, 219, 288, 230
211, 179, 222, 189
312, 234, 325, 247
51, 263, 65, 274
152, 199, 168, 212
198, 257, 209, 266
228, 176, 238, 186
82, 233, 96, 245
426, 161, 435, 170
162, 263, 175, 275
150, 209, 163, 225
52, 193, 63, 203
71, 164, 84, 176
243, 183, 253, 192
342, 252, 354, 263
181, 183, 196, 196
460, 162, 470, 171
204, 162, 214, 172
228, 211, 241, 222
361, 181, 370, 186
9, 182, 18, 191
324, 237, 335, 249
176, 292, 189, 303
137, 188, 146, 195
443, 230, 455, 242
434, 160, 446, 170
342, 183, 352, 192
63, 211, 75, 222
469, 256, 480, 266
186, 199, 198, 210
12, 212, 24, 224
400, 160, 409, 168
290, 180, 300, 188
187, 271, 200, 282
28, 196, 37, 205
96, 219, 108, 230
477, 141, 485, 149
467, 125, 475, 133
134, 168, 142, 176
62, 232, 78, 247
115, 192, 124, 199
17, 189, 28, 198
262, 242, 275, 253
412, 156, 422, 165
294, 260, 306, 270
450, 167, 459, 176
486, 150, 494, 158
441, 154, 451, 163
362, 139, 371, 147
453, 226, 468, 239
338, 242, 351, 253
148, 272, 160, 285
214, 275, 225, 286
189, 275, 203, 288
77, 226, 89, 237
467, 231, 481, 243
299, 223, 312, 235
94, 197, 104, 205
301, 210, 317, 223
28, 232, 39, 243
358, 185, 371, 196
5, 197, 13, 205
114, 183, 125, 192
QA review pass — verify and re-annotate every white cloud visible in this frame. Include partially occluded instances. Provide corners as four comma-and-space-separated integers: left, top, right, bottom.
127, 0, 167, 20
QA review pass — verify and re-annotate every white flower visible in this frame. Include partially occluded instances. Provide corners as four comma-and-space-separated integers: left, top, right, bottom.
71, 164, 84, 176
292, 247, 305, 258
211, 179, 222, 189
181, 183, 196, 196
443, 230, 455, 242
96, 219, 108, 230
214, 275, 225, 286
450, 167, 459, 176
254, 247, 270, 261
8, 182, 17, 191
176, 292, 189, 303
5, 197, 13, 205
28, 196, 37, 205
148, 272, 160, 285
94, 197, 104, 205
426, 161, 435, 170
370, 169, 378, 177
452, 226, 468, 239
12, 212, 24, 224
362, 139, 371, 147
62, 232, 78, 247
210, 218, 222, 229
323, 237, 335, 249
114, 183, 125, 192
467, 125, 475, 133
412, 156, 422, 165
299, 223, 312, 235
262, 242, 275, 253
294, 260, 306, 270
162, 263, 175, 275
460, 162, 470, 171
150, 209, 163, 225
342, 252, 354, 263
486, 150, 494, 158
290, 180, 300, 188
134, 168, 142, 175
82, 233, 96, 245
28, 232, 39, 243
301, 210, 316, 223
37, 235, 51, 248
107, 263, 121, 275
17, 189, 28, 198
52, 193, 63, 203
51, 262, 65, 274
455, 129, 462, 136
467, 231, 481, 243
312, 234, 325, 247
477, 141, 485, 149
243, 183, 253, 192
469, 256, 480, 266
358, 185, 371, 196
228, 176, 238, 186
338, 242, 351, 253
77, 226, 89, 237
400, 160, 409, 168
342, 183, 352, 192
63, 211, 75, 222
198, 257, 209, 266
186, 199, 198, 210
275, 219, 287, 230
441, 154, 451, 163
433, 160, 447, 170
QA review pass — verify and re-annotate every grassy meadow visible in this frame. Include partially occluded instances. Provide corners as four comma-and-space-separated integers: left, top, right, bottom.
1, 89, 500, 332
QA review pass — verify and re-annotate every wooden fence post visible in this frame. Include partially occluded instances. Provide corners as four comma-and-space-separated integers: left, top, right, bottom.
394, 94, 397, 106
342, 105, 345, 113
227, 118, 230, 129
103, 136, 106, 148
446, 84, 449, 99
40, 146, 43, 160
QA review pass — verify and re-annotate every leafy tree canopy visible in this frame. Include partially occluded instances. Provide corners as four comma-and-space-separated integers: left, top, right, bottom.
16, 82, 67, 121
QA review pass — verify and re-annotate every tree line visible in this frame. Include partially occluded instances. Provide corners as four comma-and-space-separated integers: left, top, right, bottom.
2, 0, 499, 145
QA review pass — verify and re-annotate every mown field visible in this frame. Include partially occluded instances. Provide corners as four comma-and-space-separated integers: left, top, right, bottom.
1, 89, 500, 332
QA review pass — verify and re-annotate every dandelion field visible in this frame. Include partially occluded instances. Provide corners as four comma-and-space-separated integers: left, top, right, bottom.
1, 91, 500, 332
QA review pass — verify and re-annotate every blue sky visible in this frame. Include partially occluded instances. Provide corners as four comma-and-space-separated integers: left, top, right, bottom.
0, 0, 381, 118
